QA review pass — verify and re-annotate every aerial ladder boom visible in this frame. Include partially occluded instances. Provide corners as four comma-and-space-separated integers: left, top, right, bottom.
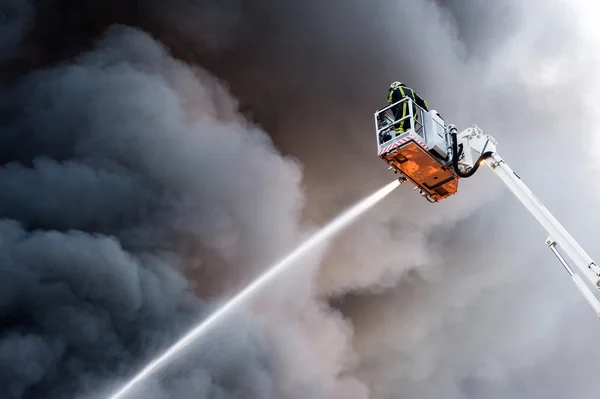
374, 98, 600, 315
453, 125, 600, 315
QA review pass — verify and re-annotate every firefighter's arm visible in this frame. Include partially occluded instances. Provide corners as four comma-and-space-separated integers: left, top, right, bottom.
415, 93, 429, 110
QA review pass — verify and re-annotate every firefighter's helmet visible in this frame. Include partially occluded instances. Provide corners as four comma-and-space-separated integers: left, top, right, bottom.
389, 81, 402, 90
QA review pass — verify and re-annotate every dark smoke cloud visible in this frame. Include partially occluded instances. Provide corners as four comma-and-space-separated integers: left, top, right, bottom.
2, 1, 600, 399
0, 0, 33, 62
0, 24, 359, 399
0, 219, 199, 398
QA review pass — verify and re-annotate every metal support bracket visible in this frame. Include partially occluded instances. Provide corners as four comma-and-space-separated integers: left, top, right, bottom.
545, 236, 600, 315
546, 235, 576, 277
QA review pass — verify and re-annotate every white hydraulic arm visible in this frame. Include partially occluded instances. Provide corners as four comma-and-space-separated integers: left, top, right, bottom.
452, 125, 600, 315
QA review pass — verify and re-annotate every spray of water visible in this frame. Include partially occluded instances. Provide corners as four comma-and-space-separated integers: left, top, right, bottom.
107, 179, 401, 399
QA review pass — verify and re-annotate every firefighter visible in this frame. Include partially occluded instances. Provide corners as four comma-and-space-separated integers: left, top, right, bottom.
388, 81, 429, 135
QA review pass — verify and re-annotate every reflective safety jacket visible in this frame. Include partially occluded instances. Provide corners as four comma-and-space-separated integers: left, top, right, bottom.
388, 84, 429, 117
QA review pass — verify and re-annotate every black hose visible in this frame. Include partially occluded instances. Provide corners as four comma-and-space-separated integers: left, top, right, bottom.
450, 130, 494, 178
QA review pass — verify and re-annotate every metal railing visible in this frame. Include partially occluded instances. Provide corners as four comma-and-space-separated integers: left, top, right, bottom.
374, 97, 426, 147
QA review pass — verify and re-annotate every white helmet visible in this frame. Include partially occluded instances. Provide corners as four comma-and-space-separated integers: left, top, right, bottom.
390, 81, 402, 89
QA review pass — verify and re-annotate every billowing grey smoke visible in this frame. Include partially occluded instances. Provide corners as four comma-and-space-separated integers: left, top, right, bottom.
0, 25, 362, 399
2, 1, 600, 399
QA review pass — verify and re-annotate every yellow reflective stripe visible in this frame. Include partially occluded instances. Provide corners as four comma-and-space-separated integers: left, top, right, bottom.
401, 87, 416, 99
398, 87, 408, 117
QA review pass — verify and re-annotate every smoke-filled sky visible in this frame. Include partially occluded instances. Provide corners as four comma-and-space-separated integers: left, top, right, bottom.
1, 1, 600, 398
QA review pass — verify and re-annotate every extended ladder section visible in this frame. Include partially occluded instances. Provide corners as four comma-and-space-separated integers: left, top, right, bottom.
454, 126, 600, 315
374, 97, 459, 202
486, 153, 600, 315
